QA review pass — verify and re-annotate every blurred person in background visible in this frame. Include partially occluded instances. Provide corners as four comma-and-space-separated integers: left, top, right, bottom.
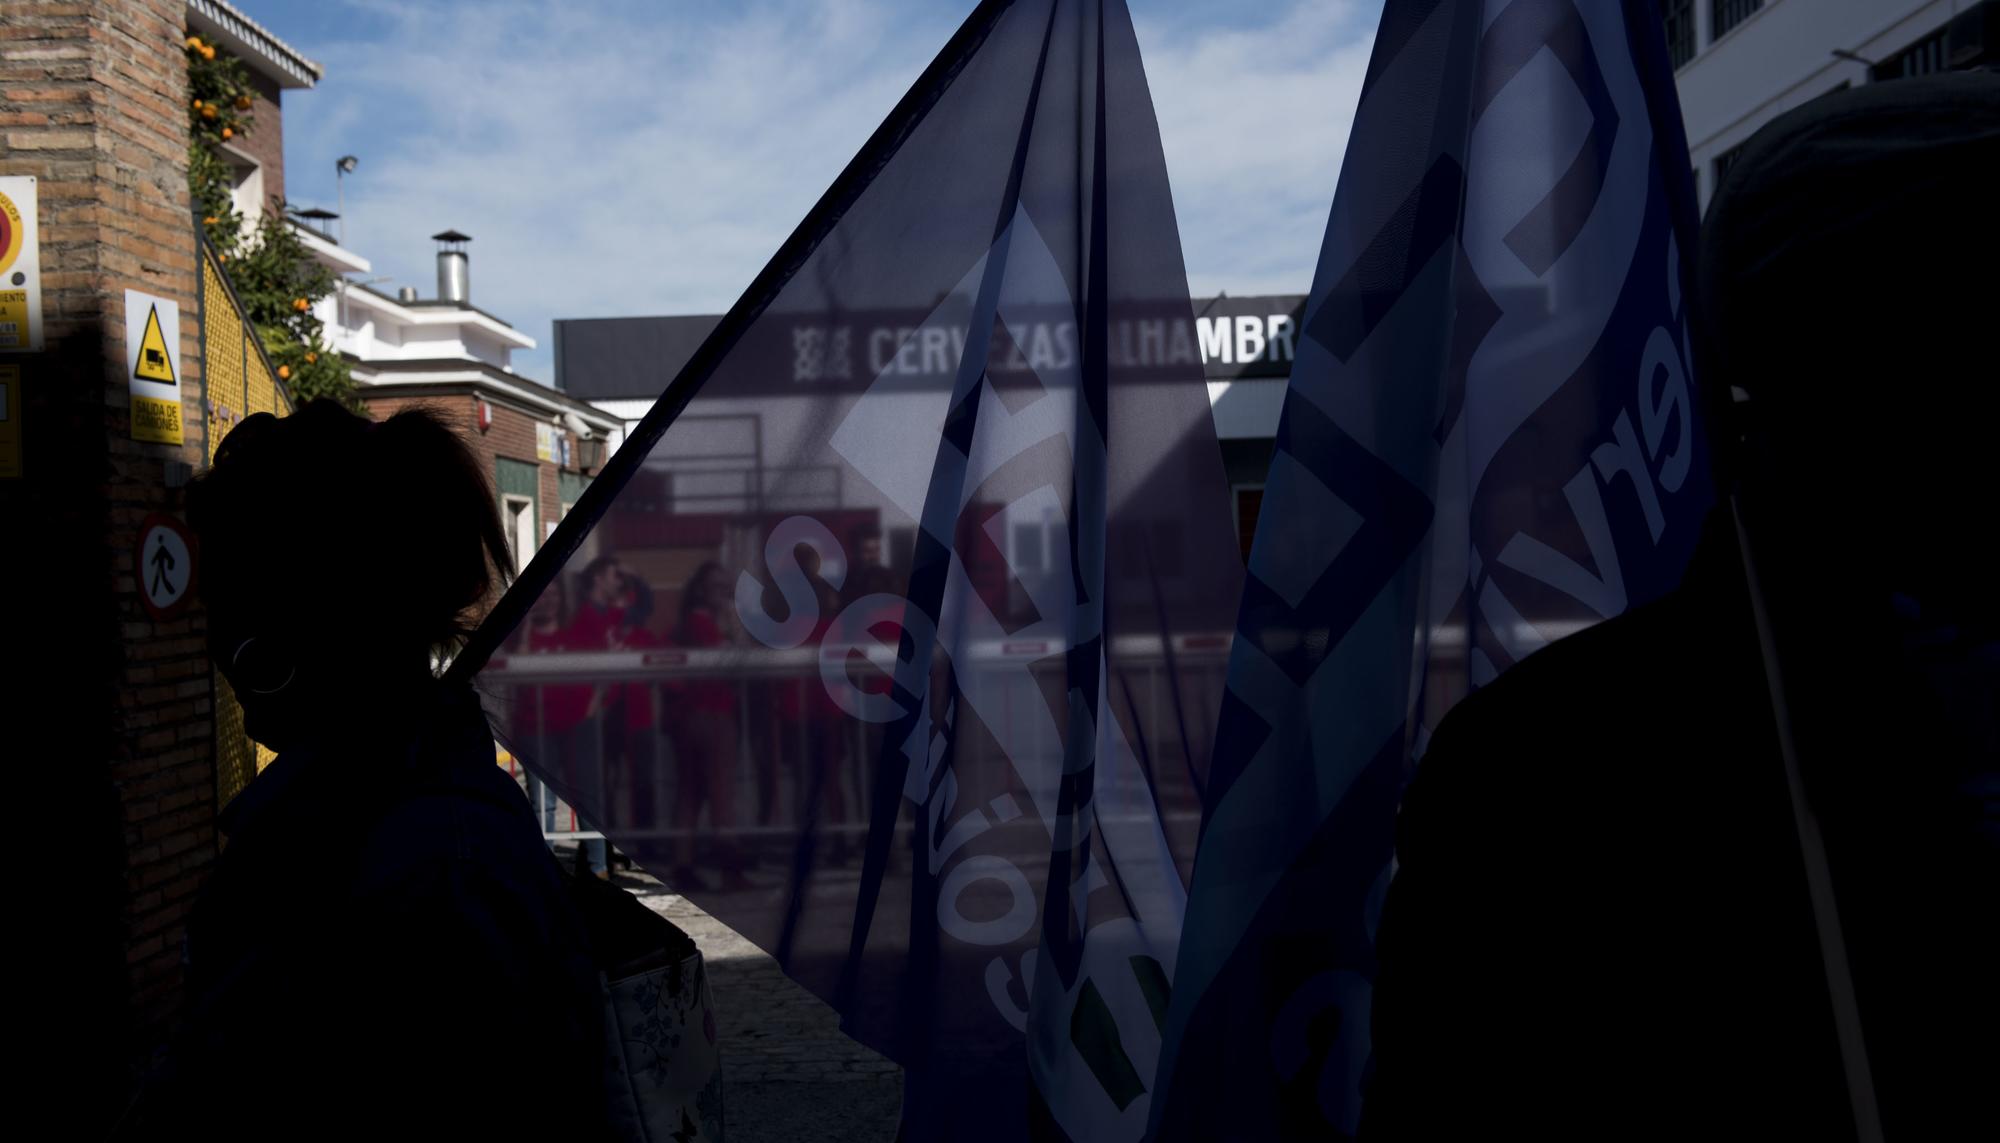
670, 560, 750, 891
611, 572, 664, 855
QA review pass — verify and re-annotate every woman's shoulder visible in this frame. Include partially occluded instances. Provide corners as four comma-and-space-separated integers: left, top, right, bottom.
350, 780, 576, 949
353, 694, 556, 894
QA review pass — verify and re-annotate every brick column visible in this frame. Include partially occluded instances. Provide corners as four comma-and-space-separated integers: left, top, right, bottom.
2, 0, 213, 1123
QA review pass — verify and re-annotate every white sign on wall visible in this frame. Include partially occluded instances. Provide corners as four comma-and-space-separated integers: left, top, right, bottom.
124, 289, 183, 445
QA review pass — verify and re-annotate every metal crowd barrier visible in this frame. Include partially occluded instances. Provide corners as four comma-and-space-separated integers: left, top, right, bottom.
484, 634, 1236, 848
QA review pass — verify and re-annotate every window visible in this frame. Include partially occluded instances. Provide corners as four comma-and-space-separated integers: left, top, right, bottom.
503, 495, 536, 574
1663, 0, 1696, 68
1711, 142, 1747, 189
1872, 30, 1948, 81
1711, 0, 1762, 40
558, 470, 590, 524
1233, 485, 1264, 563
223, 151, 263, 244
495, 456, 540, 573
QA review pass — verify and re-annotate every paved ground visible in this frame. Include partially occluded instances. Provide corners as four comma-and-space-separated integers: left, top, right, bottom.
559, 846, 903, 1143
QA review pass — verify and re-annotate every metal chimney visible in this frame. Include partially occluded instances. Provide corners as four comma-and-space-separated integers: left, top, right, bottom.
432, 229, 471, 305
397, 286, 418, 303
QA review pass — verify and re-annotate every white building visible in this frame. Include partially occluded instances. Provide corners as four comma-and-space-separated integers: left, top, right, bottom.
294, 225, 621, 452
1669, 0, 1996, 209
286, 222, 622, 571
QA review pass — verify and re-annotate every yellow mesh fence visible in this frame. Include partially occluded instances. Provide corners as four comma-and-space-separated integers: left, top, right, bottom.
201, 246, 291, 810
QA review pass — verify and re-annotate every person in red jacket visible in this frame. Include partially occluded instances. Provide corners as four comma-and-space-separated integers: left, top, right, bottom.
772, 577, 856, 860
670, 561, 750, 891
612, 573, 664, 839
545, 555, 625, 879
510, 574, 589, 849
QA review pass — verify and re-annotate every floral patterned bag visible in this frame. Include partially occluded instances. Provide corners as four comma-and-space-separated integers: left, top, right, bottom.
602, 944, 727, 1142
568, 867, 726, 1142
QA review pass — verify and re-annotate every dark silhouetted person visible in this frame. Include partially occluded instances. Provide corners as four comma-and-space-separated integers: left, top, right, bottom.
117, 401, 608, 1140
1363, 74, 1997, 1141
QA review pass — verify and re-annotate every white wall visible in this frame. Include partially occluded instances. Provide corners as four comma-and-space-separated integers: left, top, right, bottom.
320, 286, 532, 371
1675, 0, 1974, 207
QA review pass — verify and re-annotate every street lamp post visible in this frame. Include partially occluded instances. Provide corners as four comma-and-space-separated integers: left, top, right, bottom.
335, 155, 358, 246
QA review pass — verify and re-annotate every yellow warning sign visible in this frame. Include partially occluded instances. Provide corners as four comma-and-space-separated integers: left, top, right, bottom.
134, 304, 175, 384
124, 289, 182, 446
132, 393, 183, 445
0, 291, 28, 348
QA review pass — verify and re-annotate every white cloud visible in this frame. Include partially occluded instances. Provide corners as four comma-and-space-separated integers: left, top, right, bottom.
281, 0, 1375, 382
1136, 0, 1375, 298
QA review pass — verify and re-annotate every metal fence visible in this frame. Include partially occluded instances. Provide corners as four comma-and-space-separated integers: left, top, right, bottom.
483, 634, 1236, 849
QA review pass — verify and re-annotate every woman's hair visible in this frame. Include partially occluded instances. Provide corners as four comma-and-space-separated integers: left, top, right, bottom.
186, 399, 512, 665
678, 560, 723, 636
578, 555, 621, 602
621, 574, 655, 633
537, 569, 570, 627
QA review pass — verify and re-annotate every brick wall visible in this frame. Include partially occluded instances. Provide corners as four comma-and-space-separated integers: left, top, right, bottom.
234, 68, 282, 208
1, 0, 213, 1120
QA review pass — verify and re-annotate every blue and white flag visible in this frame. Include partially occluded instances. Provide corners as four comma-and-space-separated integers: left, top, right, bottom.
1150, 1, 1710, 1136
453, 3, 1242, 1139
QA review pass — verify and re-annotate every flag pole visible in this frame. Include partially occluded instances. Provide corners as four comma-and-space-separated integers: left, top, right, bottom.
1729, 495, 1883, 1143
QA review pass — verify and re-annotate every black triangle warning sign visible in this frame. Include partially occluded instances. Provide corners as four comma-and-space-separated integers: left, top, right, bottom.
134, 304, 174, 384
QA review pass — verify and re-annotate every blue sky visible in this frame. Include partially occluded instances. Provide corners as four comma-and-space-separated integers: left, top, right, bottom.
247, 0, 1381, 381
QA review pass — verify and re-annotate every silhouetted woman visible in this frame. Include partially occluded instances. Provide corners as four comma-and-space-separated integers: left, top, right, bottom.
117, 401, 607, 1140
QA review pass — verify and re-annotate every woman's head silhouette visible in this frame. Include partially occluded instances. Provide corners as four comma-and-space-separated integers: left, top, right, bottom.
187, 399, 511, 749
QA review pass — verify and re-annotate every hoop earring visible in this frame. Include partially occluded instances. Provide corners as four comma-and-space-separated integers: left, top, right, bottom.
232, 637, 297, 696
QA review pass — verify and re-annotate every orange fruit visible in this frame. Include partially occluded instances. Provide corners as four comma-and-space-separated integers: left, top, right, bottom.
192, 97, 203, 110
186, 36, 202, 50
201, 45, 215, 60
235, 95, 252, 110
277, 365, 291, 380
220, 126, 232, 140
305, 352, 318, 364
293, 297, 309, 311
201, 104, 216, 119
203, 215, 216, 225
